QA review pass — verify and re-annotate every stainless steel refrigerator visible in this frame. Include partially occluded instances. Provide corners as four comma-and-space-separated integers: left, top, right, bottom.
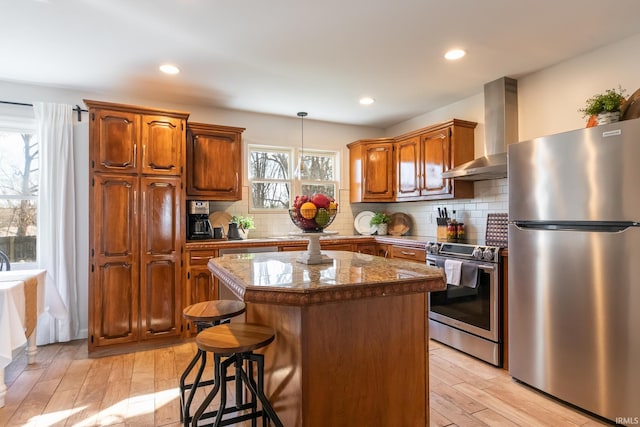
508, 118, 640, 424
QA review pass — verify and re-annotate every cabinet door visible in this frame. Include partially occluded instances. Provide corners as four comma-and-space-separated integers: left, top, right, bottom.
187, 124, 244, 200
355, 243, 376, 255
363, 142, 395, 201
90, 109, 140, 173
185, 264, 218, 335
139, 176, 182, 340
141, 115, 184, 176
184, 249, 217, 335
320, 242, 354, 252
90, 174, 139, 349
395, 136, 422, 200
421, 129, 452, 198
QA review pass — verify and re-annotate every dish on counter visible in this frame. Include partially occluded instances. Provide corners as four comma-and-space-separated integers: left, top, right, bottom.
388, 213, 411, 236
354, 211, 376, 235
209, 211, 232, 229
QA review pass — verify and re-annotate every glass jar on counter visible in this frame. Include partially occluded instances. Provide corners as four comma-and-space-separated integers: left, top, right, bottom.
456, 222, 465, 242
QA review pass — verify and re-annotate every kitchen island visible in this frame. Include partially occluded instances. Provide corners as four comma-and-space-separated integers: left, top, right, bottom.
208, 250, 446, 427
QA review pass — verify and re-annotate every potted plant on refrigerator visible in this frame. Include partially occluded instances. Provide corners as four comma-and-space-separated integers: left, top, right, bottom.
579, 86, 626, 126
370, 212, 390, 235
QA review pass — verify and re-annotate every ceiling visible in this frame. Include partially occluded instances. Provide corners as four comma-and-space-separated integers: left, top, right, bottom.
2, 0, 640, 128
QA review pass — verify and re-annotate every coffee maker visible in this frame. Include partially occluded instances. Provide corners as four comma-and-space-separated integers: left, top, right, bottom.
187, 201, 212, 240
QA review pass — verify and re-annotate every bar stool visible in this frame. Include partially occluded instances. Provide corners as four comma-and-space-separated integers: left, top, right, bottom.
180, 300, 246, 426
191, 322, 284, 427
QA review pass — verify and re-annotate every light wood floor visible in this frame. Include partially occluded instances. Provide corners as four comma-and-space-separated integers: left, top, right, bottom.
0, 339, 612, 427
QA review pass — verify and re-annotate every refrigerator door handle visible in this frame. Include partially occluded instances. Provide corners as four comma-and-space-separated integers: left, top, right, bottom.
513, 221, 639, 233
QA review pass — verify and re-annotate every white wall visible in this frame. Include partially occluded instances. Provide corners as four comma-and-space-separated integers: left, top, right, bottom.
518, 33, 640, 140
374, 33, 640, 243
1, 32, 638, 339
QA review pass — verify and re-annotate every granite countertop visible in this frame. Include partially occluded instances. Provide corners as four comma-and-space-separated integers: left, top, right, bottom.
187, 234, 437, 250
208, 250, 445, 306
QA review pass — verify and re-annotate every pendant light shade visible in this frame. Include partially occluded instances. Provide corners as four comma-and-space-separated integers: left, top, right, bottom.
294, 111, 307, 180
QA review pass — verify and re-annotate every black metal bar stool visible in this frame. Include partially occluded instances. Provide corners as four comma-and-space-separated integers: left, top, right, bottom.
191, 322, 284, 427
180, 300, 246, 426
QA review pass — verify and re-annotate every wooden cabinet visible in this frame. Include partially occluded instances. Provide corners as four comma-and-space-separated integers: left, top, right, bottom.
395, 119, 476, 201
349, 119, 476, 202
320, 241, 354, 252
375, 244, 390, 258
90, 108, 184, 176
355, 242, 376, 255
86, 99, 189, 354
185, 249, 218, 335
348, 138, 395, 202
186, 122, 245, 200
389, 245, 426, 263
139, 176, 183, 340
91, 174, 139, 347
395, 135, 421, 199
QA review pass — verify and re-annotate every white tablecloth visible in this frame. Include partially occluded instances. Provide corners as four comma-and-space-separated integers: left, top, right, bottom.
0, 269, 47, 369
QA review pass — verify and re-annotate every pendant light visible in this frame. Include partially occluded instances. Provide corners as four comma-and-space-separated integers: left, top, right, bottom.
294, 111, 308, 180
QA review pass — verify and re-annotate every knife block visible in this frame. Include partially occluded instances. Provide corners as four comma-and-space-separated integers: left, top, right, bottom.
437, 224, 448, 242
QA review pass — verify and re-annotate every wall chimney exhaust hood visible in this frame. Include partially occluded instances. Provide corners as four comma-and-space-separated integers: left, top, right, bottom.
442, 77, 518, 181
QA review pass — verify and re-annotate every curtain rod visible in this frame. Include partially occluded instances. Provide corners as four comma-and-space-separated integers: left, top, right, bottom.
0, 100, 87, 122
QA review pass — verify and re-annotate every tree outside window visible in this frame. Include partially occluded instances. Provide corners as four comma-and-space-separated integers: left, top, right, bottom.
0, 129, 38, 263
248, 145, 338, 210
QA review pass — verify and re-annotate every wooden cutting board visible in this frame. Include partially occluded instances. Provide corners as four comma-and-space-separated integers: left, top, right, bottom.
622, 88, 640, 121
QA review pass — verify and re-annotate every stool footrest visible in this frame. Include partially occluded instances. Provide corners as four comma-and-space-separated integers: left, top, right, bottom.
183, 403, 262, 426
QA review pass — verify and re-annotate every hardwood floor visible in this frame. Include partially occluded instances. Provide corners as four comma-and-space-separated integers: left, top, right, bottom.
0, 339, 612, 426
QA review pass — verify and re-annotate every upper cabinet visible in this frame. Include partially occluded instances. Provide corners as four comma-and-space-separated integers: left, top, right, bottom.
349, 119, 476, 203
89, 101, 186, 176
186, 122, 245, 200
347, 138, 395, 202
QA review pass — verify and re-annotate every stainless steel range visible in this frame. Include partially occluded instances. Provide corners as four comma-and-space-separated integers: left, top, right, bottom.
426, 241, 503, 366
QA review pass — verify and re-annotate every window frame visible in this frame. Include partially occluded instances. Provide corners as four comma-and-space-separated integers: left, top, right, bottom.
0, 115, 39, 268
247, 144, 339, 212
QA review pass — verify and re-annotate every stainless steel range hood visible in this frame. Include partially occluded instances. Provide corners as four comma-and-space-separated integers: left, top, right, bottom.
442, 77, 518, 181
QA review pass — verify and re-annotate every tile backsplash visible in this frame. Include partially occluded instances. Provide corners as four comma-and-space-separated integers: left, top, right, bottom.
205, 178, 508, 243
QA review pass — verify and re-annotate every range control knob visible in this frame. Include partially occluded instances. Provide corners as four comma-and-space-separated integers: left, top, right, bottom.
429, 243, 440, 254
483, 248, 495, 261
472, 247, 483, 260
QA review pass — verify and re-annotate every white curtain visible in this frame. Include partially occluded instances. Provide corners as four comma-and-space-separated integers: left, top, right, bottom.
34, 102, 77, 344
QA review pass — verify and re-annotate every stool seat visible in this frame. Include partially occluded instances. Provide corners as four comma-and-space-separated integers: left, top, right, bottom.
182, 300, 246, 323
196, 323, 276, 355
191, 322, 283, 427
179, 300, 247, 427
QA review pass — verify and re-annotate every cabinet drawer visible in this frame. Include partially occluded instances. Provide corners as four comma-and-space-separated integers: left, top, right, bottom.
390, 245, 426, 262
189, 249, 216, 265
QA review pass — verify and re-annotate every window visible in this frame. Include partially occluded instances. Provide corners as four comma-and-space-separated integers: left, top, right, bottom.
248, 146, 292, 209
248, 145, 338, 211
299, 150, 337, 199
0, 118, 38, 264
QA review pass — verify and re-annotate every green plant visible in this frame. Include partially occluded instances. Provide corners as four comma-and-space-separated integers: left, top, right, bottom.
231, 215, 255, 230
579, 86, 626, 118
370, 212, 390, 226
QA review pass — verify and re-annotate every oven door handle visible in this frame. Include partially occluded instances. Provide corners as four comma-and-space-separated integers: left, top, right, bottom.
427, 259, 497, 271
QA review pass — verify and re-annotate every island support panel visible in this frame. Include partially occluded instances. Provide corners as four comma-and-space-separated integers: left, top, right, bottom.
247, 293, 429, 427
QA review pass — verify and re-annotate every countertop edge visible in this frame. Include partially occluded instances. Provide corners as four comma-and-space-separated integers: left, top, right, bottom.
208, 254, 446, 307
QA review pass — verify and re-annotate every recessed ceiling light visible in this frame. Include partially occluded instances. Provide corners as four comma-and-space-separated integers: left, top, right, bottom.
444, 49, 466, 60
359, 97, 375, 105
159, 64, 180, 75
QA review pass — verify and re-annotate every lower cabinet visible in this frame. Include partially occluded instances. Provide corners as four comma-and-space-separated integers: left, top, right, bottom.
185, 248, 218, 335
89, 175, 183, 353
320, 241, 354, 252
355, 242, 376, 255
388, 244, 426, 263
